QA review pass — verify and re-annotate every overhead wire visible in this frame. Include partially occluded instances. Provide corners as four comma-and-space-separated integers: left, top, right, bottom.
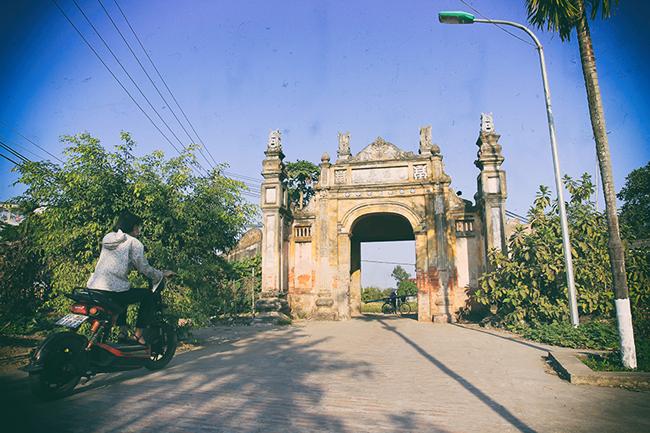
110, 0, 219, 168
0, 140, 30, 163
51, 0, 262, 185
50, 0, 189, 161
1, 137, 260, 203
0, 152, 20, 166
96, 0, 215, 171
361, 260, 416, 266
0, 120, 64, 163
67, 0, 211, 177
457, 0, 536, 47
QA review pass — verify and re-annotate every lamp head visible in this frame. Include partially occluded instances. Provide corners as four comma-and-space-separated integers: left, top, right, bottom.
438, 11, 475, 24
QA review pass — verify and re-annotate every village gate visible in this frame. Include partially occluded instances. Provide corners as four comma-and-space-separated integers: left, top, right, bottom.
257, 114, 508, 322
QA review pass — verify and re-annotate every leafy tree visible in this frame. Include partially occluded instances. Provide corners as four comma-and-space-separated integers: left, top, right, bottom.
361, 286, 387, 302
618, 161, 650, 240
283, 160, 319, 209
474, 174, 649, 326
0, 132, 256, 331
524, 0, 636, 367
390, 265, 417, 297
391, 265, 410, 284
397, 279, 417, 298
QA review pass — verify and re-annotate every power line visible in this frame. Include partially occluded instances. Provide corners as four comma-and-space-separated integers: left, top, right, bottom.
53, 0, 263, 185
223, 171, 262, 183
0, 152, 20, 166
0, 141, 30, 163
51, 0, 188, 163
96, 0, 215, 172
111, 0, 219, 168
505, 210, 529, 223
361, 260, 415, 266
68, 0, 211, 177
457, 0, 535, 47
0, 120, 64, 163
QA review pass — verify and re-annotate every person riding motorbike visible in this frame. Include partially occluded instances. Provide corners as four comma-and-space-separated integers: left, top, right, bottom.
86, 210, 174, 345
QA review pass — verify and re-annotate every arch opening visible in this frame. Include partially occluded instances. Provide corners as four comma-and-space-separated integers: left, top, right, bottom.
348, 212, 418, 320
350, 212, 415, 242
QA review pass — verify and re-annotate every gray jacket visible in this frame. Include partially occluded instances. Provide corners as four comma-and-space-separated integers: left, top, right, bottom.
87, 230, 163, 292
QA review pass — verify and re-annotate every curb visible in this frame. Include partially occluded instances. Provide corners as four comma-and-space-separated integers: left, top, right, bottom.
548, 350, 650, 390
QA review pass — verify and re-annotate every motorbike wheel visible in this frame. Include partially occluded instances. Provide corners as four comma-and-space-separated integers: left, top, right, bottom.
144, 324, 177, 371
381, 302, 393, 315
29, 335, 86, 399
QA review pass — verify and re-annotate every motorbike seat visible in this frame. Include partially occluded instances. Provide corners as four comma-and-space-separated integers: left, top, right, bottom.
68, 288, 124, 313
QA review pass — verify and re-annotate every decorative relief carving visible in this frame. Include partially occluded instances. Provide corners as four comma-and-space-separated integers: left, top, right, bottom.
337, 132, 351, 160
481, 113, 494, 133
413, 164, 427, 180
349, 137, 415, 162
455, 219, 475, 237
351, 166, 408, 184
334, 170, 347, 184
419, 126, 432, 155
267, 129, 282, 151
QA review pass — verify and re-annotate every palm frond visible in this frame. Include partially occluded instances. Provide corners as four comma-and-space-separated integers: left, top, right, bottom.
525, 0, 621, 40
525, 0, 580, 40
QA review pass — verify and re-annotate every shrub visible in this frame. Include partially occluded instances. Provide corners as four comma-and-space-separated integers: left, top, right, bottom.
0, 132, 257, 333
474, 174, 650, 326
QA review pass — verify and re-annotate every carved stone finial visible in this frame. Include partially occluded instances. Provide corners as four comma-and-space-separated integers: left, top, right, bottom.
337, 132, 351, 160
480, 113, 495, 134
321, 152, 330, 163
267, 129, 282, 152
419, 125, 433, 155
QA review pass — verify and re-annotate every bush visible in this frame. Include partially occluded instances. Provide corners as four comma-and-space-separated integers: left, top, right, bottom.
474, 174, 650, 325
0, 132, 257, 333
508, 320, 618, 350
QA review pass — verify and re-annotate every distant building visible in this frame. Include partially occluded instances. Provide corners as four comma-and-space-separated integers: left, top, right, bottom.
225, 227, 262, 262
0, 204, 24, 226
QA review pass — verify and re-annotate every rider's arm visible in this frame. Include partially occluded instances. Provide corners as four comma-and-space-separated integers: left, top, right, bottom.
129, 238, 164, 285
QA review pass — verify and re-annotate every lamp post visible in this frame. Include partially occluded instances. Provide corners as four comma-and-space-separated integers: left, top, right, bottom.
439, 11, 580, 327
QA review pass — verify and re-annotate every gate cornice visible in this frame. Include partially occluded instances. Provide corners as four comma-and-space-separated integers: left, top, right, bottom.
339, 201, 425, 235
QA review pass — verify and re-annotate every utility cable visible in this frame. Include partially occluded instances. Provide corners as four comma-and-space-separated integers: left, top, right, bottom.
0, 152, 20, 166
361, 260, 416, 266
96, 0, 214, 171
111, 0, 219, 167
0, 120, 64, 163
67, 0, 210, 177
457, 0, 535, 47
51, 0, 187, 162
0, 141, 30, 163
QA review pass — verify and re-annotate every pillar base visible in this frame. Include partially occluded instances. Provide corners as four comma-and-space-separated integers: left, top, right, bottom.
433, 313, 455, 323
254, 292, 291, 324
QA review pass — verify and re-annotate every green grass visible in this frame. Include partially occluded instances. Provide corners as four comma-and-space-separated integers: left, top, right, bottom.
360, 302, 417, 314
580, 339, 650, 372
507, 319, 650, 372
507, 320, 619, 350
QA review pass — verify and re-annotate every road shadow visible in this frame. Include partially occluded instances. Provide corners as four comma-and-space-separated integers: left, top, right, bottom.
376, 318, 539, 433
359, 312, 418, 321
451, 323, 551, 352
1, 324, 414, 433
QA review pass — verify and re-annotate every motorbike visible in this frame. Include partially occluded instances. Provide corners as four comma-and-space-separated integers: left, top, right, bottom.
23, 278, 177, 399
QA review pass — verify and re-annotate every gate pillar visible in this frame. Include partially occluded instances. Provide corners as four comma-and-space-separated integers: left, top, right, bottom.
258, 130, 291, 321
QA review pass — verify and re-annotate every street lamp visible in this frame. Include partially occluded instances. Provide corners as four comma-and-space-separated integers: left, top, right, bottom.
439, 11, 580, 327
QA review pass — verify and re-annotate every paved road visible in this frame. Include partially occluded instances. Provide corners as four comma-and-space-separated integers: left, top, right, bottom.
1, 317, 649, 433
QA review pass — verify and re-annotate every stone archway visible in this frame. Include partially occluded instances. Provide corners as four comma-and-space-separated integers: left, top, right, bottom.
346, 212, 416, 317
258, 116, 509, 323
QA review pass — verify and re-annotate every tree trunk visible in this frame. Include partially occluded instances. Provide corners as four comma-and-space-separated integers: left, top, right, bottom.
575, 0, 636, 369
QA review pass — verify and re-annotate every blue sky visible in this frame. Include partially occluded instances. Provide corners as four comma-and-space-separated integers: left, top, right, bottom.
1, 0, 648, 288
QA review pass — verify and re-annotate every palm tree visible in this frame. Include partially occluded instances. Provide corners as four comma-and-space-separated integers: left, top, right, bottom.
525, 0, 636, 369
